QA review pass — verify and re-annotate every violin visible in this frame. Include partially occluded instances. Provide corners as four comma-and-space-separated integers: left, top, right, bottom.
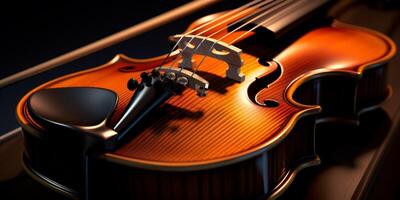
15, 0, 396, 199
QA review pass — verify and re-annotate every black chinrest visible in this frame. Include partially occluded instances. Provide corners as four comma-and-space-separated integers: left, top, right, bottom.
28, 87, 117, 131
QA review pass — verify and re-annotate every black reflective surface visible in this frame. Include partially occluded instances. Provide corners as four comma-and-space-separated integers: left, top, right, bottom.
29, 87, 117, 127
280, 108, 395, 200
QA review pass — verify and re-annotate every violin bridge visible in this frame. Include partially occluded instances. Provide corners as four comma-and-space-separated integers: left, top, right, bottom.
170, 34, 245, 82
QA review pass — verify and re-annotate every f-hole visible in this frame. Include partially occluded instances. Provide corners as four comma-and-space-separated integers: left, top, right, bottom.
247, 59, 282, 106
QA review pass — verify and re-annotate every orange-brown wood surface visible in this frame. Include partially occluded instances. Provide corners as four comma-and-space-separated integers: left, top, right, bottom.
17, 14, 396, 169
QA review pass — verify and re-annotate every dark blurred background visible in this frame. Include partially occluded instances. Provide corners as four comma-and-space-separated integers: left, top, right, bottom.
0, 0, 399, 200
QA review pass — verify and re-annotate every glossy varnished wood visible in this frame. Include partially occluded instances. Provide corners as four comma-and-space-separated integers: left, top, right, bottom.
17, 12, 396, 199
17, 15, 396, 166
21, 21, 394, 165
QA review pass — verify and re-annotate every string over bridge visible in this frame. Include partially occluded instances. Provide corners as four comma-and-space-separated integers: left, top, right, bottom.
170, 34, 245, 82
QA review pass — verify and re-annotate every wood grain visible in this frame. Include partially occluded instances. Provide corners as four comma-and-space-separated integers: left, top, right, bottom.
17, 17, 396, 168
16, 12, 396, 199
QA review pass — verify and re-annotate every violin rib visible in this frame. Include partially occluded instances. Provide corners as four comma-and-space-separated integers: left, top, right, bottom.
16, 10, 396, 200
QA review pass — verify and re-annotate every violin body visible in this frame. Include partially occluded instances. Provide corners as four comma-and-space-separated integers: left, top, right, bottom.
17, 10, 396, 200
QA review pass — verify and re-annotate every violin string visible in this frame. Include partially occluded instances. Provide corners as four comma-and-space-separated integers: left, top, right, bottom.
191, 0, 292, 75
203, 0, 287, 43
157, 0, 266, 69
229, 0, 310, 45
225, 0, 295, 44
169, 0, 280, 73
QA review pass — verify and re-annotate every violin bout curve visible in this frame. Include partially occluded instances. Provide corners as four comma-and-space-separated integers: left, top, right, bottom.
16, 17, 396, 200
